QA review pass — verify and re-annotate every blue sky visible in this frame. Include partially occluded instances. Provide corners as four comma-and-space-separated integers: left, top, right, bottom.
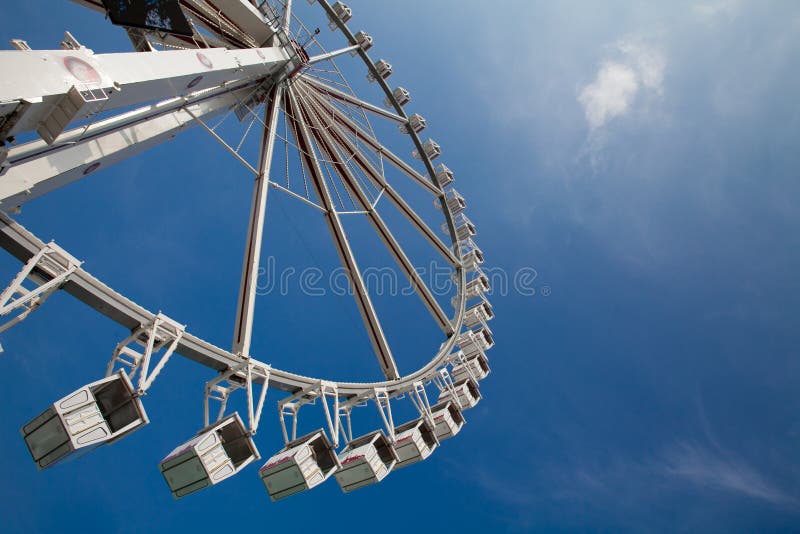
1, 0, 800, 532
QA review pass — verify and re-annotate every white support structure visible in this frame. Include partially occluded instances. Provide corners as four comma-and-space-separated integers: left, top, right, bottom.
374, 387, 396, 442
408, 380, 434, 423
232, 85, 284, 358
0, 241, 81, 334
301, 93, 453, 334
286, 86, 399, 380
0, 45, 290, 143
204, 361, 271, 434
106, 313, 185, 394
4, 0, 496, 495
278, 380, 342, 447
0, 81, 263, 210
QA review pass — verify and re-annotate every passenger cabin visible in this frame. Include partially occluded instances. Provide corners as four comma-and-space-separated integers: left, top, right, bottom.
434, 163, 454, 187
159, 413, 258, 499
259, 430, 340, 501
430, 401, 465, 441
464, 301, 494, 329
452, 352, 491, 383
438, 378, 482, 410
368, 59, 392, 82
384, 87, 410, 109
21, 370, 148, 470
462, 246, 485, 272
465, 273, 491, 300
435, 189, 467, 214
400, 113, 427, 134
334, 430, 398, 493
413, 138, 442, 161
353, 31, 373, 52
456, 326, 494, 356
393, 418, 439, 468
444, 214, 476, 242
327, 2, 352, 29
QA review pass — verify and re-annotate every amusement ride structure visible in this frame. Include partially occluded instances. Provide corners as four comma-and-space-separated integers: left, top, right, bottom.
0, 0, 494, 499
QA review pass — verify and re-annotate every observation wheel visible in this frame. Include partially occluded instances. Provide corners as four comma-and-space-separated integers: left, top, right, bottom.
0, 0, 494, 499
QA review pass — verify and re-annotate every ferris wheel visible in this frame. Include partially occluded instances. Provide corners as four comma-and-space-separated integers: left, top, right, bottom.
0, 0, 494, 499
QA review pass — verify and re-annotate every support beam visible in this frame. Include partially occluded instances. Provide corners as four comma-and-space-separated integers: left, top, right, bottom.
0, 45, 289, 141
232, 84, 283, 357
303, 84, 457, 266
302, 77, 440, 196
299, 88, 453, 334
285, 86, 399, 380
307, 45, 360, 65
0, 81, 261, 209
303, 77, 405, 124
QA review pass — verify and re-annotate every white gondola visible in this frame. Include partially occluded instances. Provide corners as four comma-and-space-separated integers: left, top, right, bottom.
259, 430, 341, 501
327, 2, 352, 30
464, 301, 494, 329
463, 248, 484, 270
399, 113, 427, 134
21, 370, 148, 469
412, 138, 441, 161
438, 377, 482, 410
159, 413, 259, 499
434, 163, 454, 187
430, 401, 465, 441
451, 351, 491, 383
444, 214, 475, 241
383, 86, 411, 109
353, 31, 373, 53
456, 326, 494, 356
334, 430, 398, 493
393, 418, 439, 469
368, 59, 393, 82
465, 272, 491, 300
434, 189, 466, 214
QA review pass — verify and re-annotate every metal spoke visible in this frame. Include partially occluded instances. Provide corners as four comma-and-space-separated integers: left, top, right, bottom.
303, 77, 406, 124
301, 83, 458, 266
284, 85, 399, 380
232, 83, 284, 358
299, 87, 454, 334
302, 78, 441, 196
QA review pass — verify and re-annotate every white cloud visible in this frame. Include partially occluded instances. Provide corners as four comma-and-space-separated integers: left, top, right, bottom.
660, 442, 799, 507
578, 62, 639, 130
578, 38, 665, 129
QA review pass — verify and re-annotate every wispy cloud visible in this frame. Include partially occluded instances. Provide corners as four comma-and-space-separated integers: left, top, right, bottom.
658, 441, 799, 507
578, 38, 666, 130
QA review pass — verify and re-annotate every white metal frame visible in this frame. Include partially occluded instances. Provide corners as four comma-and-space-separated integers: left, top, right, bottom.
0, 0, 495, 495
